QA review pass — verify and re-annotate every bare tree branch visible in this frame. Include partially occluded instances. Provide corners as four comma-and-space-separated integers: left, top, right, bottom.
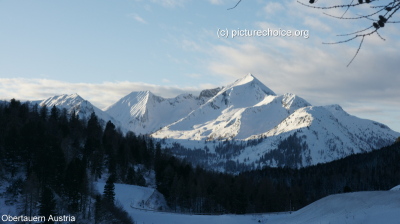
340, 0, 355, 18
347, 36, 364, 67
307, 0, 400, 65
228, 0, 242, 10
229, 0, 400, 66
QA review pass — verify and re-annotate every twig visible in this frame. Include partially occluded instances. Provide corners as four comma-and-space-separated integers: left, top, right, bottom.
347, 36, 364, 67
228, 0, 242, 10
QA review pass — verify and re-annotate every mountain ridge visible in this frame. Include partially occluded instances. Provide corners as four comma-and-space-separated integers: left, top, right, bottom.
105, 88, 221, 135
39, 93, 124, 130
35, 74, 400, 170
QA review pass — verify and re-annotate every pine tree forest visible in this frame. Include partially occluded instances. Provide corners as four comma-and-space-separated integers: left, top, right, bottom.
0, 99, 399, 222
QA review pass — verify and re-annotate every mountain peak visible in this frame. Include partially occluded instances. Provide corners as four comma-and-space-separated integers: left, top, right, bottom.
39, 93, 122, 130
232, 73, 257, 85
126, 90, 152, 98
245, 73, 256, 80
281, 93, 311, 112
40, 93, 85, 107
69, 93, 82, 99
227, 74, 276, 96
106, 89, 210, 134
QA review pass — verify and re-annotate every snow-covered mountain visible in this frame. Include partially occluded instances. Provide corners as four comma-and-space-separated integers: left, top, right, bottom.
236, 104, 398, 168
39, 93, 123, 130
152, 74, 311, 140
148, 74, 398, 169
35, 74, 399, 169
105, 88, 220, 135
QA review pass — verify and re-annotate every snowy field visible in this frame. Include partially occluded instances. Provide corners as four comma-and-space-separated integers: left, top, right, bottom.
96, 183, 400, 224
128, 210, 284, 224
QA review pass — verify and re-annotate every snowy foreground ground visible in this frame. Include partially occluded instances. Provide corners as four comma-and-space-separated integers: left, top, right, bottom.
97, 183, 400, 224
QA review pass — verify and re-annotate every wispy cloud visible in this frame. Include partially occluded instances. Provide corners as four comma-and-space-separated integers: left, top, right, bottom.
208, 34, 400, 105
201, 0, 400, 131
127, 13, 148, 24
205, 0, 400, 106
150, 0, 189, 8
181, 39, 203, 51
263, 2, 284, 15
208, 0, 227, 5
303, 16, 332, 32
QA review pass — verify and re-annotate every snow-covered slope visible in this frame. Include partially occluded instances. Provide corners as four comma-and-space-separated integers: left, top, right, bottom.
105, 88, 220, 135
148, 74, 398, 168
272, 191, 400, 224
390, 185, 400, 191
35, 74, 399, 169
236, 104, 398, 167
152, 74, 311, 140
107, 182, 400, 224
40, 93, 122, 129
96, 182, 169, 211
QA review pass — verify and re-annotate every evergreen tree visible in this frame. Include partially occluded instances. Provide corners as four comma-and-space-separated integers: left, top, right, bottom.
22, 173, 40, 218
49, 105, 59, 122
64, 158, 87, 213
85, 112, 104, 179
103, 121, 120, 175
94, 195, 103, 224
40, 104, 48, 121
126, 167, 136, 185
103, 175, 116, 205
155, 142, 162, 165
39, 186, 57, 223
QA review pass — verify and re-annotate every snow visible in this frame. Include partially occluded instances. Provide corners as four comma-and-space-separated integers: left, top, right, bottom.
151, 75, 295, 141
105, 90, 215, 135
95, 182, 169, 211
95, 181, 284, 224
390, 185, 400, 191
0, 185, 18, 219
158, 99, 397, 168
272, 191, 400, 224
128, 210, 285, 224
39, 93, 124, 131
226, 73, 276, 96
150, 75, 398, 168
2, 179, 399, 224
97, 182, 400, 224
35, 74, 400, 169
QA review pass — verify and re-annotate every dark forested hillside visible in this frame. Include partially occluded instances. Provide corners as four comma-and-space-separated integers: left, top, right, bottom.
0, 99, 399, 221
0, 99, 148, 223
154, 140, 400, 213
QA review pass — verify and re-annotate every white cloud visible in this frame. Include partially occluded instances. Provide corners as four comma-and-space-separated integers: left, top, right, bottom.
208, 0, 226, 5
127, 13, 148, 24
186, 73, 202, 79
303, 16, 331, 32
204, 9, 400, 132
263, 2, 284, 15
0, 79, 207, 110
140, 0, 237, 8
150, 0, 189, 8
208, 33, 400, 103
181, 39, 202, 51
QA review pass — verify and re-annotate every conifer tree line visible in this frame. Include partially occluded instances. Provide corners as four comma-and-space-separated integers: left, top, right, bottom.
0, 99, 399, 220
0, 99, 143, 223
155, 140, 400, 213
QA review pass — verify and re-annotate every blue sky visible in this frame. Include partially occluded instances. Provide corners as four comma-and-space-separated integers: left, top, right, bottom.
1, 0, 399, 132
